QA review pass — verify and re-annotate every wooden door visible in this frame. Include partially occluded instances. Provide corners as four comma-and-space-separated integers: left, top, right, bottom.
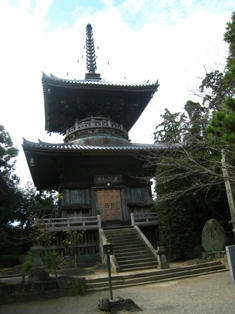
97, 189, 122, 221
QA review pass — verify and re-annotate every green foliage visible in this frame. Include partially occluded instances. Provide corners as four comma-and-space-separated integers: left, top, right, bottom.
63, 230, 85, 267
154, 103, 230, 259
154, 109, 186, 143
42, 250, 59, 277
0, 125, 18, 185
199, 70, 227, 111
154, 101, 208, 145
0, 231, 14, 255
156, 201, 199, 260
0, 125, 58, 231
154, 13, 235, 260
207, 97, 235, 145
224, 12, 235, 69
0, 229, 24, 266
0, 255, 19, 267
206, 12, 235, 145
69, 280, 86, 296
0, 125, 21, 229
22, 249, 34, 273
16, 184, 58, 229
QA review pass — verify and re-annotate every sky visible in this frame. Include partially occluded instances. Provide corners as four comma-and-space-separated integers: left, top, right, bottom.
0, 0, 234, 187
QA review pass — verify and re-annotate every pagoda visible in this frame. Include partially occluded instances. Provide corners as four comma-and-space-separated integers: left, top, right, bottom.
23, 24, 164, 268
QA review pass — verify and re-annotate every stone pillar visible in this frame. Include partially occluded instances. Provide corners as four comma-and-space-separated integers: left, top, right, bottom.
130, 212, 135, 226
97, 214, 102, 228
29, 245, 48, 283
156, 246, 169, 269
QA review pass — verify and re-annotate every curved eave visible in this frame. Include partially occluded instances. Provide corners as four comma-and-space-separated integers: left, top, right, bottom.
22, 139, 180, 189
42, 73, 159, 134
22, 138, 174, 154
42, 73, 159, 91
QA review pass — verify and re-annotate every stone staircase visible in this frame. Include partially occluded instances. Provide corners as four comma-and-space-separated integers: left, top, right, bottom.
85, 260, 226, 292
104, 227, 157, 272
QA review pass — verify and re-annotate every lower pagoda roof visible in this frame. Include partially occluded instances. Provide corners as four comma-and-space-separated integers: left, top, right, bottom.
23, 139, 174, 153
23, 139, 178, 190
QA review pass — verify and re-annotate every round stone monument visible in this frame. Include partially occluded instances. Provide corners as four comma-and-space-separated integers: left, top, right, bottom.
201, 218, 226, 252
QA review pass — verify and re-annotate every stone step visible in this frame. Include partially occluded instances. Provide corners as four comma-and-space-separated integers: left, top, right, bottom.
104, 226, 156, 272
105, 230, 136, 234
118, 257, 156, 266
111, 242, 144, 248
87, 269, 226, 291
119, 261, 157, 270
86, 263, 226, 290
105, 237, 139, 243
86, 261, 222, 284
118, 265, 157, 272
106, 237, 140, 243
103, 226, 133, 231
106, 234, 137, 240
108, 238, 142, 245
113, 246, 150, 256
113, 242, 146, 249
105, 234, 137, 238
114, 249, 150, 257
117, 254, 155, 261
104, 227, 134, 231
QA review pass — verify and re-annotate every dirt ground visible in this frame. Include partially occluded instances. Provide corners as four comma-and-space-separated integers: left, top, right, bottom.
0, 271, 234, 314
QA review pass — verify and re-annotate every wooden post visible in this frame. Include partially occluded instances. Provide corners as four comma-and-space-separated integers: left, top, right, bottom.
221, 149, 235, 237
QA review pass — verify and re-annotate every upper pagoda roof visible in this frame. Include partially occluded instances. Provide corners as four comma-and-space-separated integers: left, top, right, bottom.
42, 24, 159, 134
42, 73, 159, 134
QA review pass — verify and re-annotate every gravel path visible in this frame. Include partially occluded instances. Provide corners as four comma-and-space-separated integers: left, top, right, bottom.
0, 271, 234, 314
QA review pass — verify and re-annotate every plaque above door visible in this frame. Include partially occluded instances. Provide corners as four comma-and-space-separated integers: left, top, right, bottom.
94, 175, 122, 185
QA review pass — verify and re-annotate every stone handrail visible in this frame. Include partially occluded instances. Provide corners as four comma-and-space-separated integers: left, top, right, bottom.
99, 228, 108, 264
130, 212, 158, 226
37, 215, 101, 231
134, 225, 158, 261
99, 228, 120, 272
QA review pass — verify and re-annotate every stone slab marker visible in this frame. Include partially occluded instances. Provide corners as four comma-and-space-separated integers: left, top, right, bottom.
201, 219, 226, 252
221, 150, 235, 236
226, 245, 235, 285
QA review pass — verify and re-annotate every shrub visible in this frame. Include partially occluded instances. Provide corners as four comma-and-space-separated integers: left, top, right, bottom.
0, 255, 19, 267
69, 280, 86, 296
22, 249, 34, 273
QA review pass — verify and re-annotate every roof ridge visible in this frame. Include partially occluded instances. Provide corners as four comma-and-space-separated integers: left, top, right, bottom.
22, 139, 178, 151
42, 72, 159, 88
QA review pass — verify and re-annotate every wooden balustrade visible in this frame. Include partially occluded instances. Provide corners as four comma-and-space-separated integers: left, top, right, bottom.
130, 212, 158, 226
66, 117, 127, 136
39, 215, 101, 232
37, 212, 157, 232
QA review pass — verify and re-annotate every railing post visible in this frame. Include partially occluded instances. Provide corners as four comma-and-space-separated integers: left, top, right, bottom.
130, 212, 135, 226
97, 214, 102, 228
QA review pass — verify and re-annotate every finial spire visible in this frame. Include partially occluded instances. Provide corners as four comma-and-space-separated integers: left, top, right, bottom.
85, 24, 101, 80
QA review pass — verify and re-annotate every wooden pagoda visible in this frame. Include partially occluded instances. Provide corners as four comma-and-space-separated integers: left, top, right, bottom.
23, 24, 166, 268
